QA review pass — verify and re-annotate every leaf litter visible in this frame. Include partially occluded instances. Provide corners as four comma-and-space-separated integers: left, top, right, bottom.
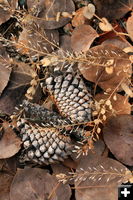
0, 0, 133, 200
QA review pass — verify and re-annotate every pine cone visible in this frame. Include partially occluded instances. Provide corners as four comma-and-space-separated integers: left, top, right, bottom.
44, 68, 93, 123
14, 118, 75, 165
21, 100, 72, 127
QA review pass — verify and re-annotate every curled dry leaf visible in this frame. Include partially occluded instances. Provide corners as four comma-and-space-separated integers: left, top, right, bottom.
93, 0, 133, 21
72, 7, 89, 27
75, 154, 132, 200
0, 43, 12, 95
0, 122, 22, 159
103, 115, 133, 166
99, 18, 113, 32
78, 44, 132, 91
95, 93, 131, 118
15, 22, 59, 57
10, 168, 71, 200
71, 24, 98, 53
27, 0, 75, 29
0, 62, 33, 115
126, 12, 133, 41
83, 4, 95, 20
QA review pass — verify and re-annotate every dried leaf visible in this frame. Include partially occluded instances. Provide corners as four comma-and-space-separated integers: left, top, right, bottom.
75, 154, 132, 200
83, 4, 95, 20
78, 44, 132, 91
71, 24, 98, 52
0, 172, 14, 200
99, 18, 113, 32
121, 83, 133, 97
27, 0, 75, 29
95, 93, 131, 118
0, 122, 22, 159
0, 0, 12, 25
10, 168, 71, 200
0, 62, 33, 115
72, 7, 89, 27
102, 37, 131, 50
126, 12, 133, 41
15, 23, 59, 57
105, 66, 113, 74
123, 46, 133, 54
0, 43, 12, 95
59, 35, 73, 52
93, 0, 133, 20
103, 115, 133, 166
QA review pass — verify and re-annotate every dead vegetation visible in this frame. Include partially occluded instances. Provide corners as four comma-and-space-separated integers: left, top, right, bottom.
0, 0, 133, 200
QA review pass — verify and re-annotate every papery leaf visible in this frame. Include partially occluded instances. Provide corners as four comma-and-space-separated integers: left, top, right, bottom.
126, 12, 133, 41
103, 115, 133, 166
0, 122, 22, 159
71, 24, 98, 52
15, 22, 59, 57
0, 43, 12, 96
10, 168, 71, 200
93, 0, 133, 20
75, 153, 132, 200
78, 44, 132, 91
0, 62, 33, 115
27, 0, 75, 29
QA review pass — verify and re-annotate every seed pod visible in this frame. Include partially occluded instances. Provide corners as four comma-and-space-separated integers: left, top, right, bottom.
44, 67, 93, 123
13, 118, 75, 165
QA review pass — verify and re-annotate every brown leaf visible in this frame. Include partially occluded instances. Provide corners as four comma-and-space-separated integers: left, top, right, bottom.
0, 122, 22, 159
0, 0, 12, 25
16, 23, 59, 57
27, 0, 75, 29
93, 0, 133, 20
102, 37, 131, 50
126, 12, 133, 41
0, 172, 14, 200
83, 4, 95, 20
99, 18, 113, 32
71, 24, 98, 52
75, 154, 132, 200
63, 157, 78, 169
72, 7, 89, 27
59, 35, 73, 53
0, 62, 33, 115
10, 168, 71, 200
0, 43, 12, 95
95, 93, 131, 118
78, 44, 132, 91
103, 115, 133, 166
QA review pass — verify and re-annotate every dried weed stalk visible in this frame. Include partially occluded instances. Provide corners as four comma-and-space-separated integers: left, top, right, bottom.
0, 1, 132, 156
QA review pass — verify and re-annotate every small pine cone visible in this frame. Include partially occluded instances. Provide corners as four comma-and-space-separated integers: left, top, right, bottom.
15, 119, 75, 165
44, 69, 93, 123
21, 100, 72, 127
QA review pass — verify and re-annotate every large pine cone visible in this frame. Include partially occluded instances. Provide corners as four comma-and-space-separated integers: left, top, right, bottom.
44, 67, 93, 123
13, 118, 75, 165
